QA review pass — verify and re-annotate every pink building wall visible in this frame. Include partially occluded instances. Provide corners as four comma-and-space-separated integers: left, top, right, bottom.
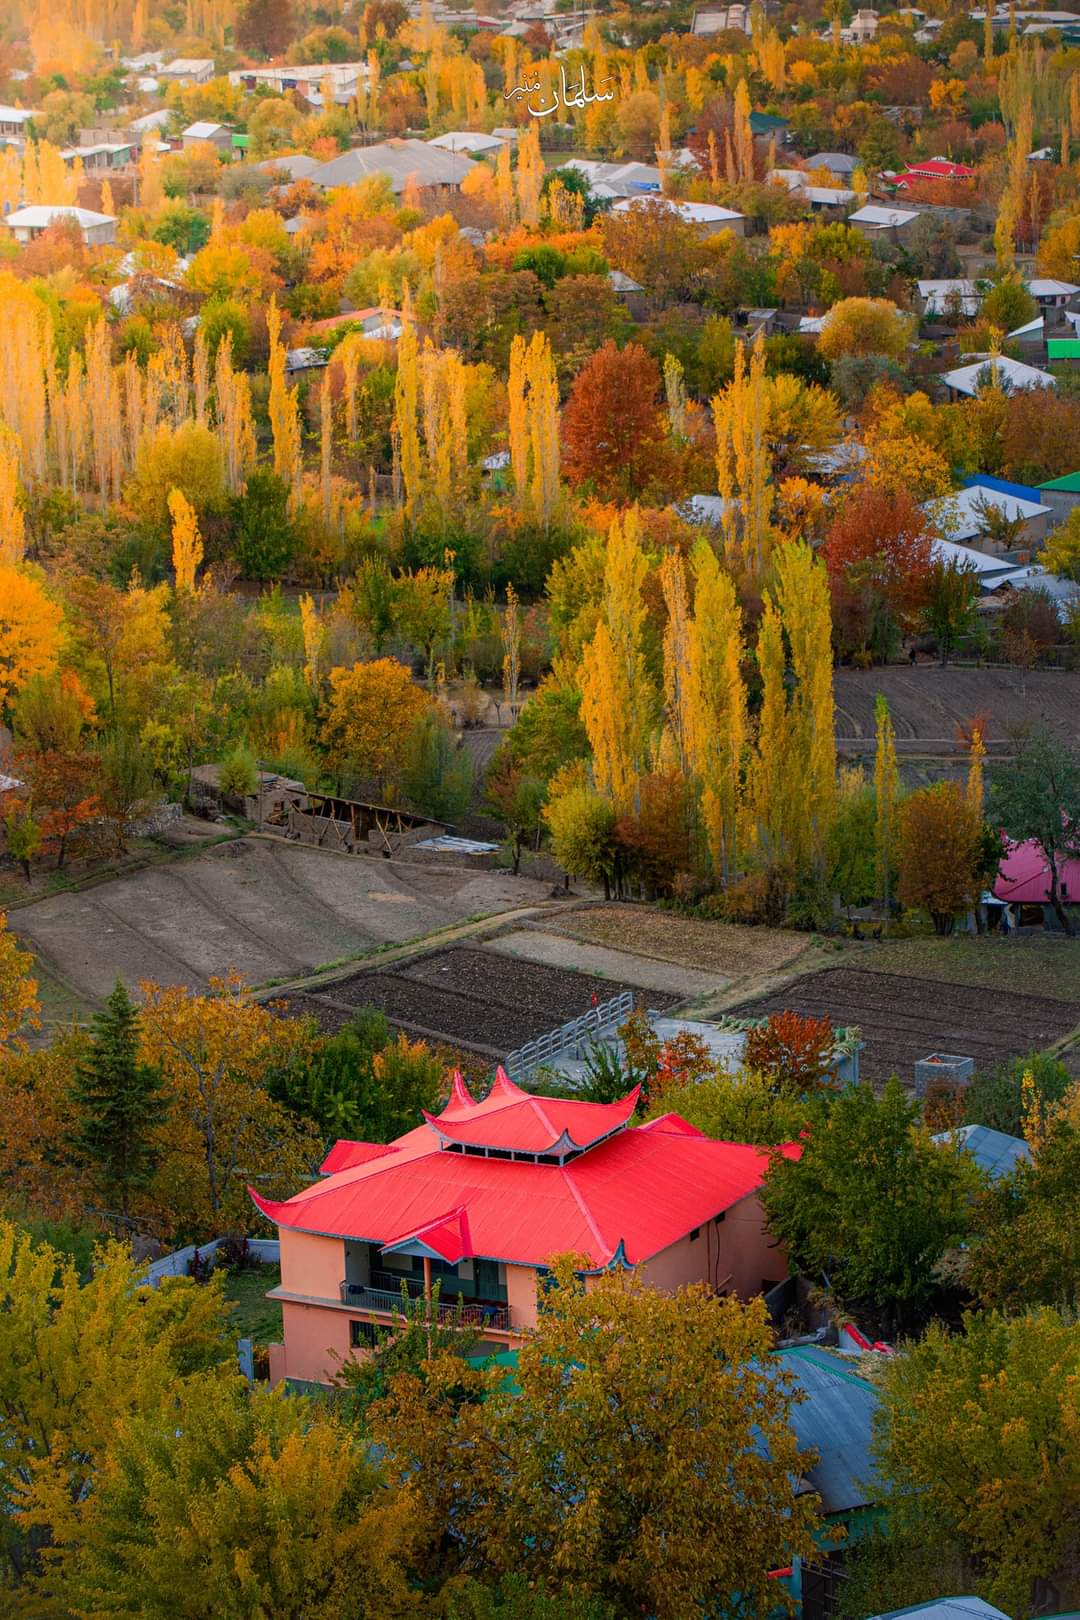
640, 1194, 785, 1300
279, 1299, 353, 1386
280, 1228, 343, 1300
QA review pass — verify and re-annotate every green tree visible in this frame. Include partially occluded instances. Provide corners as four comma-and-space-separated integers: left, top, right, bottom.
965, 1117, 1080, 1310
921, 556, 979, 665
268, 1008, 442, 1143
369, 1259, 821, 1620
645, 1068, 810, 1147
332, 1281, 479, 1423
0, 1222, 228, 1596
871, 1308, 1080, 1614
543, 781, 617, 894
961, 1049, 1072, 1137
151, 203, 210, 256
762, 1080, 978, 1327
36, 1367, 425, 1619
980, 273, 1037, 332
484, 751, 545, 875
401, 709, 475, 823
67, 980, 170, 1219
988, 731, 1080, 934
230, 468, 296, 582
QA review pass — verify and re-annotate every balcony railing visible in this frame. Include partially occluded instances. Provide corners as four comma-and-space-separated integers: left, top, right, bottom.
339, 1280, 512, 1332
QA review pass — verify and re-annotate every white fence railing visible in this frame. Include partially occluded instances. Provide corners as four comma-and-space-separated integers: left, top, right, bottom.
138, 1237, 280, 1287
504, 990, 634, 1081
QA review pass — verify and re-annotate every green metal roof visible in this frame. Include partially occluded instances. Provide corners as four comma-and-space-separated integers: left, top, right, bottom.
232, 132, 249, 148
1048, 338, 1080, 358
1038, 470, 1080, 491
750, 110, 789, 132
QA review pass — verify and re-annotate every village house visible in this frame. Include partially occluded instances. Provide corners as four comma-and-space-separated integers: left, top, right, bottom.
306, 137, 477, 195
181, 120, 232, 153
611, 194, 746, 236
847, 203, 920, 243
932, 476, 1054, 558
3, 204, 118, 246
156, 57, 215, 87
939, 353, 1056, 401
251, 1071, 798, 1388
0, 104, 39, 139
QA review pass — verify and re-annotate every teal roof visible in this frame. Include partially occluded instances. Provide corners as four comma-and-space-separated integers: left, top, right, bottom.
1038, 470, 1080, 491
750, 110, 789, 132
869, 1602, 1009, 1620
769, 1346, 880, 1517
1048, 338, 1080, 358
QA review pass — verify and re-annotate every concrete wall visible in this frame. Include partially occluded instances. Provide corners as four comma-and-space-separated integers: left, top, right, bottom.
279, 1299, 353, 1385
280, 1228, 344, 1300
140, 1236, 279, 1285
721, 1192, 787, 1298
505, 1262, 540, 1331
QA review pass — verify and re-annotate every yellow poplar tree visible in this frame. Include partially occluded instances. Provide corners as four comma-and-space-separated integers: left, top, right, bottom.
774, 540, 835, 866
393, 288, 423, 517
0, 429, 25, 566
579, 509, 656, 814
266, 297, 302, 493
167, 488, 203, 593
967, 721, 986, 816
713, 331, 772, 579
689, 542, 747, 883
750, 592, 791, 860
874, 693, 898, 916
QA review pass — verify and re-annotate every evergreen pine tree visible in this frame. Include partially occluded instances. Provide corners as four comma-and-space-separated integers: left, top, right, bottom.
68, 980, 169, 1219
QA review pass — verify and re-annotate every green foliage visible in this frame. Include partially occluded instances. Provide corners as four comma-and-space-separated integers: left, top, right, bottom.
966, 1117, 1080, 1310
507, 684, 590, 784
837, 1525, 967, 1620
544, 783, 617, 888
229, 467, 296, 581
67, 980, 170, 1218
218, 742, 258, 797
511, 244, 567, 288
872, 1308, 1080, 1615
401, 709, 475, 823
981, 274, 1037, 333
151, 203, 210, 256
646, 1068, 810, 1146
267, 1008, 442, 1143
989, 732, 1080, 932
962, 1049, 1071, 1136
829, 776, 877, 910
199, 297, 252, 366
921, 556, 979, 664
0, 1221, 229, 1597
762, 1079, 979, 1324
332, 1281, 479, 1423
439, 1575, 616, 1618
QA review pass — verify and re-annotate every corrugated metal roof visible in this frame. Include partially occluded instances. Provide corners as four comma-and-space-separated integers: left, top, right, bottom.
770, 1346, 880, 1516
252, 1103, 799, 1268
932, 1124, 1031, 1180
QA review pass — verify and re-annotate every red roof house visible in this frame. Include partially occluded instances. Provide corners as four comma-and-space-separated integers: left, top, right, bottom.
250, 1068, 799, 1387
993, 837, 1080, 915
893, 159, 974, 187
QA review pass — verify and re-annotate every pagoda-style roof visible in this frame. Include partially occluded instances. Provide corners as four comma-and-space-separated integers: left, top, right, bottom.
422, 1068, 640, 1159
250, 1078, 801, 1271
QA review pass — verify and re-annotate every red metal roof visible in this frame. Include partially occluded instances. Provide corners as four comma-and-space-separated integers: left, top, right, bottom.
424, 1085, 640, 1153
993, 837, 1080, 905
382, 1205, 473, 1264
894, 159, 974, 184
319, 1140, 399, 1175
250, 1108, 800, 1269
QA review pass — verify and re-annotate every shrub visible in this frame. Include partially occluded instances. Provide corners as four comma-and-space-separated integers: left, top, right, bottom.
744, 1011, 837, 1095
218, 744, 258, 798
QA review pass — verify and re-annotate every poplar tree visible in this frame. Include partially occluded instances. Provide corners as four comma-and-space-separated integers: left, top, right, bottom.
690, 542, 746, 882
874, 693, 898, 919
0, 429, 24, 565
266, 297, 301, 493
393, 289, 422, 517
67, 980, 169, 1220
580, 510, 656, 814
713, 332, 772, 579
168, 489, 203, 593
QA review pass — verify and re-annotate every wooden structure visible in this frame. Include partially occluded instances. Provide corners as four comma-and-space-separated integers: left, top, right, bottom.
283, 790, 448, 855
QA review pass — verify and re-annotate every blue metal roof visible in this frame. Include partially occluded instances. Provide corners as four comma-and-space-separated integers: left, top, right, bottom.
771, 1346, 880, 1516
869, 1600, 1010, 1620
962, 472, 1044, 504
932, 1124, 1031, 1181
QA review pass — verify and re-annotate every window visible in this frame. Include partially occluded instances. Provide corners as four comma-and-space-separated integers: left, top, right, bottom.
350, 1320, 378, 1349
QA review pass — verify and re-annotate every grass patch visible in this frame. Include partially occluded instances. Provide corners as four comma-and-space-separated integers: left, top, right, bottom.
222, 1264, 283, 1345
866, 934, 1080, 1005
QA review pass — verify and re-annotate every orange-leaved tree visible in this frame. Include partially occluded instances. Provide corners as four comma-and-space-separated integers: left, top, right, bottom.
562, 340, 666, 498
897, 781, 981, 935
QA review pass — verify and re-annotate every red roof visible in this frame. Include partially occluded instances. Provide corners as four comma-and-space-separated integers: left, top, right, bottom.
424, 1071, 640, 1153
994, 837, 1080, 905
894, 160, 974, 184
250, 1077, 800, 1270
319, 1140, 399, 1175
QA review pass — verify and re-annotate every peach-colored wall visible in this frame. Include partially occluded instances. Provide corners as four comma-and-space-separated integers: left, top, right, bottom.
505, 1263, 540, 1330
639, 1196, 785, 1302
279, 1229, 344, 1301
640, 1229, 713, 1294
281, 1300, 353, 1385
720, 1193, 787, 1299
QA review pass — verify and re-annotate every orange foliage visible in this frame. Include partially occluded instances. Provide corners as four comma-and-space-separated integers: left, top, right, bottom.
744, 1011, 837, 1095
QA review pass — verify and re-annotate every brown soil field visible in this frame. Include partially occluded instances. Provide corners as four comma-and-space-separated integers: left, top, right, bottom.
833, 666, 1080, 746
730, 967, 1079, 1083
11, 838, 554, 1020
284, 944, 678, 1056
546, 906, 812, 980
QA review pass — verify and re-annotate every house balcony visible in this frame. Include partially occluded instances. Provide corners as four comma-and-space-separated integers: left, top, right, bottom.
339, 1273, 513, 1333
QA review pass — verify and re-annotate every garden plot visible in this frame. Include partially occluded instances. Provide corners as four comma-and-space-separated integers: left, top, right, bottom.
12, 837, 553, 1015
287, 944, 680, 1057
730, 967, 1079, 1084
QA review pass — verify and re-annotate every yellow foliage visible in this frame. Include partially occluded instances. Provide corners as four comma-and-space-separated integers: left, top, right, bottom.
0, 565, 64, 709
168, 488, 203, 594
